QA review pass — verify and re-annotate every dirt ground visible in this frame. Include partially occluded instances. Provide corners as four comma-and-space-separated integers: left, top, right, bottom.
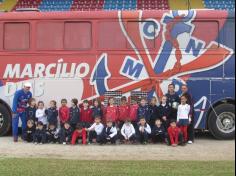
0, 132, 234, 161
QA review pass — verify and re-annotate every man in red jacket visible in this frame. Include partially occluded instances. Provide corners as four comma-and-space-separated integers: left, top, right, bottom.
167, 119, 184, 147
80, 100, 93, 128
59, 99, 70, 127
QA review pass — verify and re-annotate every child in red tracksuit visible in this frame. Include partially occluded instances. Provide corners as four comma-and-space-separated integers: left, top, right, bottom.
167, 120, 184, 147
105, 97, 119, 123
130, 98, 139, 128
71, 123, 87, 145
118, 96, 130, 128
80, 100, 93, 128
177, 95, 191, 143
59, 99, 70, 127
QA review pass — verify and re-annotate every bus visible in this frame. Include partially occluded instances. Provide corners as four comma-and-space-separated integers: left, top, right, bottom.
0, 10, 235, 139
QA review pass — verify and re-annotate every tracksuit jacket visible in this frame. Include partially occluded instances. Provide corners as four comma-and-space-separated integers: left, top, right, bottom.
12, 89, 32, 113
137, 105, 150, 122
148, 105, 159, 127
46, 127, 59, 143
33, 128, 47, 143
166, 92, 180, 107
129, 104, 139, 122
91, 106, 103, 119
69, 106, 80, 126
106, 106, 119, 123
46, 107, 58, 126
80, 108, 93, 124
158, 104, 171, 120
24, 126, 35, 142
118, 105, 130, 122
25, 106, 37, 122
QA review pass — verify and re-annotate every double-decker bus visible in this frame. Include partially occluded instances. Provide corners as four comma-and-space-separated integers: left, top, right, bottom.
0, 10, 235, 139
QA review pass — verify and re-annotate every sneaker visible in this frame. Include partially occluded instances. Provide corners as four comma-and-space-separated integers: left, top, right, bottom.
13, 137, 18, 143
34, 142, 38, 145
40, 143, 43, 145
188, 141, 193, 144
63, 142, 66, 145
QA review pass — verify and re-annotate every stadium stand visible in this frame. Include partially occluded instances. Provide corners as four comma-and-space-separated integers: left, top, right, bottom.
0, 0, 235, 12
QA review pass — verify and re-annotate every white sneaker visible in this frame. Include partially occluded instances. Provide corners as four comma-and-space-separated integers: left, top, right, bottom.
63, 142, 66, 145
188, 141, 193, 144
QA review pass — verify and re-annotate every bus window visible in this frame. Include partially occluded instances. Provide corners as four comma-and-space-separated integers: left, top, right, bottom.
127, 21, 156, 49
36, 22, 64, 50
64, 22, 92, 50
4, 22, 30, 51
192, 21, 219, 49
98, 21, 126, 50
0, 23, 3, 50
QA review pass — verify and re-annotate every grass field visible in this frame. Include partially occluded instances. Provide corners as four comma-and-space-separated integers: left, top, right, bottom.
0, 158, 234, 176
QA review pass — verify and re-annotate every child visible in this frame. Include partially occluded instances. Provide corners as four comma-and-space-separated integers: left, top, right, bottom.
137, 98, 150, 123
59, 122, 73, 145
23, 120, 35, 142
86, 116, 104, 144
149, 97, 159, 128
118, 96, 130, 128
158, 96, 171, 130
25, 98, 37, 123
71, 123, 87, 145
167, 119, 184, 147
46, 123, 59, 143
33, 121, 46, 144
152, 119, 167, 143
80, 100, 93, 128
59, 99, 70, 127
101, 119, 118, 144
105, 97, 119, 123
91, 99, 103, 120
46, 100, 58, 127
36, 101, 47, 128
120, 119, 136, 144
177, 95, 191, 143
69, 98, 80, 129
137, 117, 151, 144
130, 98, 139, 127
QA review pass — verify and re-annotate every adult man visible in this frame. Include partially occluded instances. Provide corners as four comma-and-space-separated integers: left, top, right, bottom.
12, 82, 32, 142
181, 84, 195, 144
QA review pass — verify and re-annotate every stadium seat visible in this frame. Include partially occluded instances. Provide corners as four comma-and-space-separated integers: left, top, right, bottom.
104, 0, 137, 10
71, 0, 104, 11
203, 0, 235, 11
39, 0, 73, 12
137, 0, 170, 10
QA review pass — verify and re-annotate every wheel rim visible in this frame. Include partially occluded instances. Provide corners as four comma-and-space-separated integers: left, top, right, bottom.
0, 112, 4, 128
216, 112, 235, 134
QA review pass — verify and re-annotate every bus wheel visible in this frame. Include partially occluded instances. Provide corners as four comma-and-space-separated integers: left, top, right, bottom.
208, 104, 235, 140
0, 104, 11, 136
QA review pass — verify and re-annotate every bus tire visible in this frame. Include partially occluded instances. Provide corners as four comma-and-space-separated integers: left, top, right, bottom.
208, 104, 235, 140
0, 104, 11, 136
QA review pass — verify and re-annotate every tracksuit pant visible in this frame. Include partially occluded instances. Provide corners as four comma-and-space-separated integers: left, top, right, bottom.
138, 131, 149, 144
101, 135, 117, 144
167, 133, 184, 146
88, 131, 103, 144
12, 112, 27, 139
152, 133, 167, 143
188, 120, 195, 142
33, 133, 46, 144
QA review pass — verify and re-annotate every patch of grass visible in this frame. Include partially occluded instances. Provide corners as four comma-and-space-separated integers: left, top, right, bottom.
0, 158, 234, 176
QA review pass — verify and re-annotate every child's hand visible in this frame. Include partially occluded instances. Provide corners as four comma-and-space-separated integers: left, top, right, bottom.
189, 117, 192, 123
85, 128, 88, 131
162, 116, 167, 121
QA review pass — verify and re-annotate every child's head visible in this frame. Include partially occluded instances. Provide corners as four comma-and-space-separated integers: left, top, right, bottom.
76, 123, 83, 132
38, 101, 44, 109
121, 96, 127, 105
170, 119, 177, 128
83, 100, 89, 108
94, 116, 101, 124
108, 97, 115, 106
168, 83, 175, 93
150, 97, 157, 106
139, 117, 146, 126
125, 119, 131, 125
27, 120, 34, 128
161, 96, 167, 104
49, 123, 56, 130
181, 95, 187, 104
71, 98, 78, 107
181, 84, 188, 94
28, 98, 36, 107
106, 120, 113, 128
61, 99, 67, 107
93, 98, 101, 107
50, 100, 57, 108
64, 122, 71, 130
140, 97, 147, 106
37, 121, 44, 130
155, 119, 162, 126
132, 97, 138, 105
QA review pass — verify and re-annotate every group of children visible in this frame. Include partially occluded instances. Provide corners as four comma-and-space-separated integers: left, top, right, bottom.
22, 91, 193, 147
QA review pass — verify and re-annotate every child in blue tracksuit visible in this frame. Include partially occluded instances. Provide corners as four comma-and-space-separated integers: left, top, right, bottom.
12, 84, 32, 142
46, 100, 59, 127
137, 98, 150, 123
91, 99, 103, 120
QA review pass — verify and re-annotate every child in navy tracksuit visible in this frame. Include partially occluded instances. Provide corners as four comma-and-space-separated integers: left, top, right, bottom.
23, 120, 35, 142
46, 100, 58, 127
69, 98, 80, 130
91, 99, 103, 120
25, 98, 37, 123
137, 98, 150, 123
137, 117, 152, 144
33, 121, 47, 144
59, 122, 73, 145
158, 96, 171, 130
101, 120, 118, 144
149, 97, 159, 128
152, 119, 167, 143
46, 123, 59, 143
